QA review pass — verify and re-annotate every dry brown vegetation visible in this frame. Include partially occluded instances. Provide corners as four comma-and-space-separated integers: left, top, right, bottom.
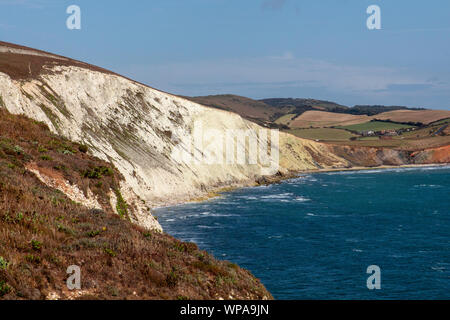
0, 41, 115, 81
0, 108, 271, 300
185, 95, 288, 125
289, 110, 450, 129
290, 111, 370, 128
373, 110, 450, 125
329, 134, 450, 151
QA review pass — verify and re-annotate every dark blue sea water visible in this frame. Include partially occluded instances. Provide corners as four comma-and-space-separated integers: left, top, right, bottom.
155, 166, 450, 299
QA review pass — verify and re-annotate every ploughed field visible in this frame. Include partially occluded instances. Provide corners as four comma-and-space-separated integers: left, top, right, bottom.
285, 113, 450, 149
187, 93, 450, 149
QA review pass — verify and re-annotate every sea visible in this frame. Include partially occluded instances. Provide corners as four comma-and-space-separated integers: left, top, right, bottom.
154, 165, 450, 299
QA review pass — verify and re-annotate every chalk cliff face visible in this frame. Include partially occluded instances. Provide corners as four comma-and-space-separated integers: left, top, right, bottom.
0, 42, 446, 228
0, 43, 351, 216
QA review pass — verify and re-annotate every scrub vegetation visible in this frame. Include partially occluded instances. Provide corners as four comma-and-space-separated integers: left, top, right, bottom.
0, 108, 271, 300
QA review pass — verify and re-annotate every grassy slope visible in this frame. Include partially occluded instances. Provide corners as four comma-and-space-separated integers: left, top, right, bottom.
189, 94, 449, 148
274, 113, 296, 125
373, 110, 450, 125
0, 109, 271, 300
430, 118, 450, 126
261, 98, 349, 113
336, 121, 416, 132
182, 94, 449, 148
329, 128, 450, 150
287, 128, 358, 141
289, 111, 369, 128
185, 95, 285, 125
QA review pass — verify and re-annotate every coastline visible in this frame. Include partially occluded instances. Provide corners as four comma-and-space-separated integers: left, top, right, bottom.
153, 162, 450, 211
308, 162, 450, 174
155, 161, 450, 300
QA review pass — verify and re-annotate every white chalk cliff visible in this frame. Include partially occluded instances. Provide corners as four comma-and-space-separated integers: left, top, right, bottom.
0, 42, 350, 229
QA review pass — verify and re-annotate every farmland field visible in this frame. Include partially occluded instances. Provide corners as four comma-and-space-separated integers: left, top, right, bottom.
288, 128, 358, 141
275, 113, 296, 125
336, 121, 416, 132
289, 111, 369, 128
430, 118, 450, 126
357, 136, 380, 141
330, 135, 450, 150
373, 110, 450, 125
286, 109, 450, 129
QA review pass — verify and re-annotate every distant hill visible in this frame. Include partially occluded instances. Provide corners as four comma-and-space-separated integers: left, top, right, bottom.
187, 95, 449, 148
187, 95, 433, 128
185, 96, 353, 128
371, 109, 450, 125
344, 105, 426, 116
261, 99, 425, 116
185, 94, 289, 127
261, 98, 349, 114
286, 109, 450, 128
289, 111, 370, 128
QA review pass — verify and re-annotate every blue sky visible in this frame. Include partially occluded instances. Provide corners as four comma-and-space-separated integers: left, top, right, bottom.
0, 0, 449, 109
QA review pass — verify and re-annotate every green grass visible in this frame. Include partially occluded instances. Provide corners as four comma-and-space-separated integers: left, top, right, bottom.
401, 124, 445, 139
336, 120, 416, 132
114, 189, 129, 220
0, 280, 11, 297
288, 128, 358, 141
0, 256, 9, 270
430, 118, 450, 126
357, 136, 380, 141
274, 113, 296, 125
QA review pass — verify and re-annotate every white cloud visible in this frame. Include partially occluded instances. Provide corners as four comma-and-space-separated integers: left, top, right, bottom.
119, 54, 450, 108
261, 0, 287, 10
269, 51, 294, 60
127, 55, 425, 93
